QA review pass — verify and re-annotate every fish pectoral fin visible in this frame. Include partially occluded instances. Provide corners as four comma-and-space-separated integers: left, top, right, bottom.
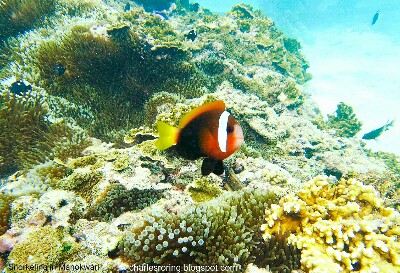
201, 158, 224, 176
155, 121, 179, 150
198, 128, 215, 155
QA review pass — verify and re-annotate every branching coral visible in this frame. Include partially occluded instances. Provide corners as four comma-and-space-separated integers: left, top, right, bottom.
261, 176, 400, 273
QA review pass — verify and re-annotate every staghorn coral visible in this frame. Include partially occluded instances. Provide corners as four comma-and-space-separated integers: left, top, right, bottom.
261, 176, 400, 273
117, 188, 295, 272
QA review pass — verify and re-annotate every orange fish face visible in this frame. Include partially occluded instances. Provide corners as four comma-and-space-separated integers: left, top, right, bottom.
225, 117, 244, 155
203, 113, 244, 161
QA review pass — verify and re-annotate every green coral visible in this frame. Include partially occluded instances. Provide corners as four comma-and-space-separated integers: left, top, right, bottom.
56, 170, 103, 203
227, 3, 255, 19
326, 102, 363, 137
283, 37, 301, 54
118, 189, 284, 270
372, 151, 400, 175
112, 153, 131, 171
188, 176, 222, 202
7, 226, 79, 271
0, 193, 16, 235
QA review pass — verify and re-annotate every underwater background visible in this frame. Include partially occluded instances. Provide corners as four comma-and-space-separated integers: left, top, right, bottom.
198, 0, 400, 155
1, 0, 400, 272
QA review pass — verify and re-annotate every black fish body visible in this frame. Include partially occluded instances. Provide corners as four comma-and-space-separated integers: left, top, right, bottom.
372, 10, 379, 25
362, 120, 394, 140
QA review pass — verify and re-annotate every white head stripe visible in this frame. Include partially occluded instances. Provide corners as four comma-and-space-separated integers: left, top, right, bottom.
218, 111, 230, 153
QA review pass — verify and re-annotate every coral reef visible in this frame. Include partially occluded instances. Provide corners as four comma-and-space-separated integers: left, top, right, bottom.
0, 0, 398, 272
261, 176, 400, 273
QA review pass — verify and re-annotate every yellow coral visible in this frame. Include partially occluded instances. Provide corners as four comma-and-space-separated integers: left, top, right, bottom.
261, 176, 400, 273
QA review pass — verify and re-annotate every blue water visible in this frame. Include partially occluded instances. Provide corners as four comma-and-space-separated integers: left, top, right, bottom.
197, 0, 400, 155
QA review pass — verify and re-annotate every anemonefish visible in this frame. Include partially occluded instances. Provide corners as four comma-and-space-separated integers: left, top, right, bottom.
155, 100, 244, 176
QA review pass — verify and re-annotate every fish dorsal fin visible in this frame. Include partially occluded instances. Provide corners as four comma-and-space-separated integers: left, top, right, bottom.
179, 100, 225, 128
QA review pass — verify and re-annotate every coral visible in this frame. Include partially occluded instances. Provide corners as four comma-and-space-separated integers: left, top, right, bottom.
86, 183, 164, 222
283, 37, 302, 54
0, 0, 56, 42
111, 153, 131, 171
227, 3, 255, 20
371, 151, 400, 175
72, 219, 122, 256
56, 170, 104, 203
326, 102, 363, 138
10, 190, 86, 230
143, 91, 183, 125
118, 188, 284, 271
0, 194, 16, 235
261, 176, 400, 273
7, 225, 79, 270
188, 176, 223, 202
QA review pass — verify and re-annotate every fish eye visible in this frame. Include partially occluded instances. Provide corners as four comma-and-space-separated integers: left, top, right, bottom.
227, 125, 234, 133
